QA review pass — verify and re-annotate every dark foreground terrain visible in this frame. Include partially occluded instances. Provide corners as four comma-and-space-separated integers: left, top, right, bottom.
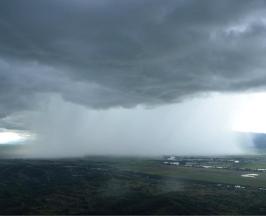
1, 156, 266, 214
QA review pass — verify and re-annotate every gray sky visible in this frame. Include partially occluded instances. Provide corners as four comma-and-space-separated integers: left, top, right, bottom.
0, 0, 265, 157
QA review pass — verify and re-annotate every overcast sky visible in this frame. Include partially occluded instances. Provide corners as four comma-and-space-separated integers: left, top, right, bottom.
0, 0, 265, 157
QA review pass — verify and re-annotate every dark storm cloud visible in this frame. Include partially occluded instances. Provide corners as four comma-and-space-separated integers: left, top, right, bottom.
1, 0, 266, 116
251, 133, 266, 150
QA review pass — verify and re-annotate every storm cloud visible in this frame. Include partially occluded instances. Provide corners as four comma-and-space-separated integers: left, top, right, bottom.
0, 0, 265, 156
1, 0, 266, 116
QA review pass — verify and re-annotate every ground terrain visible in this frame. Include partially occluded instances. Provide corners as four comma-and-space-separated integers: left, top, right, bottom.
0, 156, 266, 214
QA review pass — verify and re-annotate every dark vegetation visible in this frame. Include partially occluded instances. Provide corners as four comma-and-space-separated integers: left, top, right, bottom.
0, 156, 266, 214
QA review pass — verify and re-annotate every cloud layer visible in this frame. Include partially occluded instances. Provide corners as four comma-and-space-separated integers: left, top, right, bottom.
1, 0, 266, 128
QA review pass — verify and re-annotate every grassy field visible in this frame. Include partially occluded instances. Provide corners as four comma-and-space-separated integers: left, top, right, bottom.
240, 162, 266, 169
101, 157, 266, 188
